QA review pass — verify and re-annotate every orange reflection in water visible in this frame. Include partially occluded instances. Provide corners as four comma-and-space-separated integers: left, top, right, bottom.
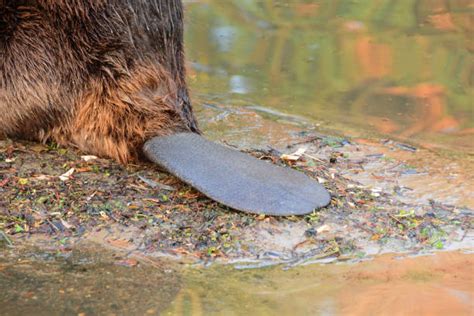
185, 0, 474, 152
356, 36, 393, 79
382, 83, 461, 137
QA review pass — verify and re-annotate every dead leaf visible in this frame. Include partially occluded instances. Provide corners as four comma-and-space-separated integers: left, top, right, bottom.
0, 178, 9, 187
59, 168, 75, 181
35, 175, 52, 180
115, 258, 139, 267
81, 155, 98, 162
316, 224, 331, 234
60, 219, 73, 229
281, 147, 307, 161
30, 144, 48, 153
107, 238, 133, 249
75, 167, 92, 172
317, 177, 327, 184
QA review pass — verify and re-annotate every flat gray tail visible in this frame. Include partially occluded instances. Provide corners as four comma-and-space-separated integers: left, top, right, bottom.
143, 133, 331, 216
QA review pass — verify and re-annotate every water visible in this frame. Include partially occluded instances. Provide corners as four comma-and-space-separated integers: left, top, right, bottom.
163, 251, 474, 315
0, 246, 181, 315
2, 246, 472, 315
184, 0, 473, 153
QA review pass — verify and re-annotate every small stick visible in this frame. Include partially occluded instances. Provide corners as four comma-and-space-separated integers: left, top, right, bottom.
0, 230, 13, 246
303, 153, 325, 163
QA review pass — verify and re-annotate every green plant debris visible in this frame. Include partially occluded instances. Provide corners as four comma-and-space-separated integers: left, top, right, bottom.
0, 139, 471, 263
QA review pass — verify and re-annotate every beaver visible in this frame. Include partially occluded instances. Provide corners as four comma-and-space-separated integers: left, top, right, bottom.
0, 0, 330, 215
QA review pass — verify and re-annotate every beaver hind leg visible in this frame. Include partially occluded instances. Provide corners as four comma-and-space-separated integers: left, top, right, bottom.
60, 65, 192, 164
144, 133, 331, 216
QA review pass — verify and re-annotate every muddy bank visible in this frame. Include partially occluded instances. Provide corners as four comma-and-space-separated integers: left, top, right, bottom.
1, 129, 472, 265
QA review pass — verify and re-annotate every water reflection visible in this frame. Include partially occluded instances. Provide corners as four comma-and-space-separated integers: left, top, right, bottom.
164, 252, 474, 315
184, 0, 473, 152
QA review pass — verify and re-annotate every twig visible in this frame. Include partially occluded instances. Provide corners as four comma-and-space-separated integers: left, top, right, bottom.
389, 214, 407, 228
137, 175, 175, 191
303, 153, 325, 163
46, 219, 60, 232
0, 230, 13, 246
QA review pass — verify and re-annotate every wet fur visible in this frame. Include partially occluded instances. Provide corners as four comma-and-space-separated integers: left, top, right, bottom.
0, 0, 199, 163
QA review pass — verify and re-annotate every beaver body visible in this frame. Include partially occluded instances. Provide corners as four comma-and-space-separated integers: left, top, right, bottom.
0, 0, 198, 163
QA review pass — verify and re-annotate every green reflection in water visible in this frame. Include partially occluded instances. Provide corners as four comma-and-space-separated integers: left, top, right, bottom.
184, 0, 473, 152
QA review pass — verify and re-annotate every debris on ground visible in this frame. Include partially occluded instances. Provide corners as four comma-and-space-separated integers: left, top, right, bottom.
0, 136, 472, 266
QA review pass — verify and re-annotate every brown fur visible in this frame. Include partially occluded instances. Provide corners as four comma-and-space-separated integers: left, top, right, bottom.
0, 0, 199, 163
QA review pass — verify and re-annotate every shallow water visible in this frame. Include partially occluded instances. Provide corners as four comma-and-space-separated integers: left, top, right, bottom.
0, 246, 181, 315
163, 251, 474, 315
2, 246, 472, 316
184, 0, 473, 153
